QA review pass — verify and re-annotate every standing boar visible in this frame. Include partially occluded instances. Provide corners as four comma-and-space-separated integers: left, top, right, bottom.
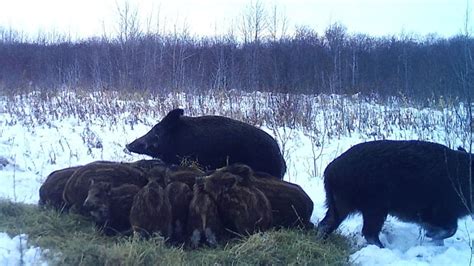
83, 181, 141, 235
126, 108, 287, 179
39, 166, 82, 211
63, 161, 148, 215
318, 140, 474, 248
187, 181, 224, 249
129, 179, 173, 239
166, 181, 193, 243
202, 164, 273, 236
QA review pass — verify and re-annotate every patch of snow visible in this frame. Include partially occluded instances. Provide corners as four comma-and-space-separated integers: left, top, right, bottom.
0, 233, 47, 266
0, 92, 472, 265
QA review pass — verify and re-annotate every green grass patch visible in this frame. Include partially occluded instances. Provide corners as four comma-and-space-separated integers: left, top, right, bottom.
0, 200, 352, 265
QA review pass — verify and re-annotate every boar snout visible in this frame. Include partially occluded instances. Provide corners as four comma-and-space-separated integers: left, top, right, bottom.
126, 140, 147, 153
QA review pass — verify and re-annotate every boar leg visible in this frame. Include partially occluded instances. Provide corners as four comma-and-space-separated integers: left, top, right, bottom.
361, 208, 387, 248
204, 227, 218, 248
425, 222, 457, 240
423, 208, 458, 240
189, 229, 202, 249
318, 199, 351, 237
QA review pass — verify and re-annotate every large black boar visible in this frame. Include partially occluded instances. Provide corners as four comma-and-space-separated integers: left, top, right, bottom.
126, 108, 287, 179
318, 140, 474, 248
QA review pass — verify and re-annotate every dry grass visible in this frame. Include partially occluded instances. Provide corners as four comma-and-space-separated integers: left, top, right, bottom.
0, 200, 351, 265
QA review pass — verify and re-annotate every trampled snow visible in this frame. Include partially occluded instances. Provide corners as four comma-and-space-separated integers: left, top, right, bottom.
0, 233, 46, 266
0, 91, 472, 265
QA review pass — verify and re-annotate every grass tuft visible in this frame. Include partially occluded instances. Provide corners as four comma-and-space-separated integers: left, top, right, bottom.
0, 200, 351, 265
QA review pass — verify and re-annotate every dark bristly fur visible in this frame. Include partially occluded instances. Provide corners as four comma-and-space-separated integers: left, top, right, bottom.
166, 181, 193, 243
125, 159, 167, 173
165, 166, 206, 187
126, 108, 287, 179
202, 164, 273, 236
129, 180, 172, 239
187, 181, 224, 249
253, 171, 314, 229
39, 166, 82, 211
318, 140, 474, 248
83, 181, 141, 235
63, 161, 148, 215
125, 159, 169, 184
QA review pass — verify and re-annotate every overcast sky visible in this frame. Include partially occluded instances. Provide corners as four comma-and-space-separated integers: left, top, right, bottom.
0, 0, 470, 40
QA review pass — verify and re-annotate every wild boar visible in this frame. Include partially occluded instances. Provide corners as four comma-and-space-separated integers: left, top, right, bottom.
126, 108, 287, 179
318, 140, 474, 248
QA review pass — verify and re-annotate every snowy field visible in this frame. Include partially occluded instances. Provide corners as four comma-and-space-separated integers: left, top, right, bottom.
0, 90, 473, 265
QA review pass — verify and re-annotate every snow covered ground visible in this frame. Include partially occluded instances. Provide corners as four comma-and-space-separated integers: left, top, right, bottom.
0, 90, 472, 265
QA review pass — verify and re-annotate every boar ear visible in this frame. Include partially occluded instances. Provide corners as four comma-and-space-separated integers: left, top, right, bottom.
162, 108, 184, 125
230, 164, 253, 180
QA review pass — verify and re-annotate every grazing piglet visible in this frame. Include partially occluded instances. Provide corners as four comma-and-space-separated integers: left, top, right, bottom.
187, 181, 224, 249
129, 179, 172, 239
318, 140, 474, 248
125, 159, 169, 184
39, 166, 82, 211
166, 181, 193, 243
83, 181, 140, 235
165, 165, 206, 188
125, 159, 167, 173
202, 164, 273, 236
63, 161, 147, 215
252, 170, 314, 229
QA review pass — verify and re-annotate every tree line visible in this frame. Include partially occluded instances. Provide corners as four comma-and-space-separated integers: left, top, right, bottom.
0, 22, 472, 101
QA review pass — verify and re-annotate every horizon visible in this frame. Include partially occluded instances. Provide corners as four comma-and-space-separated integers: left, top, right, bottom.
0, 0, 471, 41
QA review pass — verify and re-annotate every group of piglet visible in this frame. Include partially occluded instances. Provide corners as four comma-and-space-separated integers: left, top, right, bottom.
40, 108, 474, 249
39, 159, 313, 248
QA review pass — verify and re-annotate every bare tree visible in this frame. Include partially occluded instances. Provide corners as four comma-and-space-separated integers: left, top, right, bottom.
268, 4, 288, 42
239, 1, 269, 90
1, 8, 473, 98
115, 0, 142, 45
239, 0, 268, 44
114, 0, 142, 88
325, 23, 347, 94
